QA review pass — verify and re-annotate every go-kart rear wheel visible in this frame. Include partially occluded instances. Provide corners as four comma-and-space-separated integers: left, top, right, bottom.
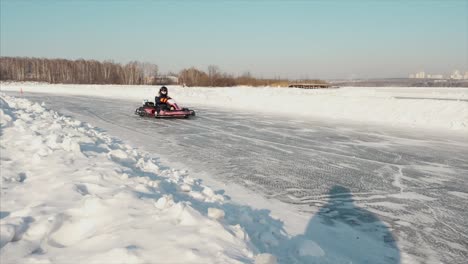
136, 107, 145, 117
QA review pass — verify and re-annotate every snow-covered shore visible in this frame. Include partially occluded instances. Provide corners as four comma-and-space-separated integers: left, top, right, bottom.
1, 82, 467, 132
1, 95, 267, 263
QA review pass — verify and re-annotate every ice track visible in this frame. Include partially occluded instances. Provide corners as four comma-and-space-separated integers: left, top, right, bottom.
11, 92, 468, 264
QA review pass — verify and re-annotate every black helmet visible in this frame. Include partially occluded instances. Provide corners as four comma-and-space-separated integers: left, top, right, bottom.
159, 86, 168, 95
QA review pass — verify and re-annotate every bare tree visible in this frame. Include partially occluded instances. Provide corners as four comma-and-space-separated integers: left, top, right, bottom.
137, 62, 158, 84
207, 65, 220, 87
179, 67, 209, 87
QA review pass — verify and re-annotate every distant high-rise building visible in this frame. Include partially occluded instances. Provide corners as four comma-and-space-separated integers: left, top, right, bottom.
415, 71, 426, 79
450, 70, 463, 80
409, 70, 468, 80
409, 71, 427, 79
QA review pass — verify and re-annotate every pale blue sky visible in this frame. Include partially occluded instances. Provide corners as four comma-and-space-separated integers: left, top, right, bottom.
1, 0, 467, 79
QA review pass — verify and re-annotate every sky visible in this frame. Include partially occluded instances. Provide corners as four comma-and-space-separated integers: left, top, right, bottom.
1, 0, 467, 79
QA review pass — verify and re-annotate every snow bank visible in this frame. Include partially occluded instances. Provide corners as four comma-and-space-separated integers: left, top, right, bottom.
0, 94, 257, 263
1, 82, 468, 132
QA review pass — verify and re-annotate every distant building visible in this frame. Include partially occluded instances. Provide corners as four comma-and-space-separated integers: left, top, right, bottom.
143, 75, 179, 85
427, 74, 444, 79
154, 75, 179, 85
409, 70, 468, 80
450, 70, 463, 80
167, 75, 179, 84
415, 71, 425, 79
288, 83, 331, 89
409, 71, 425, 79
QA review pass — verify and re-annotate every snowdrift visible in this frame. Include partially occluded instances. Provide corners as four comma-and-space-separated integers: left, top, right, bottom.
1, 82, 468, 132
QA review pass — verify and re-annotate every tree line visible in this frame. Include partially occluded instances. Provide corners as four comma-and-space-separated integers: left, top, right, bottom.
0, 56, 327, 87
178, 65, 327, 87
0, 57, 158, 85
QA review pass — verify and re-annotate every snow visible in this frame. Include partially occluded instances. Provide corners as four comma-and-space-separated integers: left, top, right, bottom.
0, 95, 256, 263
447, 191, 468, 199
297, 240, 325, 257
0, 93, 410, 263
1, 83, 467, 263
208, 208, 225, 220
254, 253, 277, 264
1, 82, 467, 132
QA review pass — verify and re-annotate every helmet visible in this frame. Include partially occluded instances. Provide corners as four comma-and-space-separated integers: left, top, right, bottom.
159, 86, 168, 95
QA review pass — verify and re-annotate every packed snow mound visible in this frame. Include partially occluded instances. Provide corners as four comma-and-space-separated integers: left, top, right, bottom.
0, 95, 256, 263
1, 83, 468, 131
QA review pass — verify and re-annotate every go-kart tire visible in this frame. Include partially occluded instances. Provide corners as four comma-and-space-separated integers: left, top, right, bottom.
137, 107, 145, 117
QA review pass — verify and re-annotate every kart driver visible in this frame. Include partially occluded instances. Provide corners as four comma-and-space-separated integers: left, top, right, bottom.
155, 86, 172, 112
